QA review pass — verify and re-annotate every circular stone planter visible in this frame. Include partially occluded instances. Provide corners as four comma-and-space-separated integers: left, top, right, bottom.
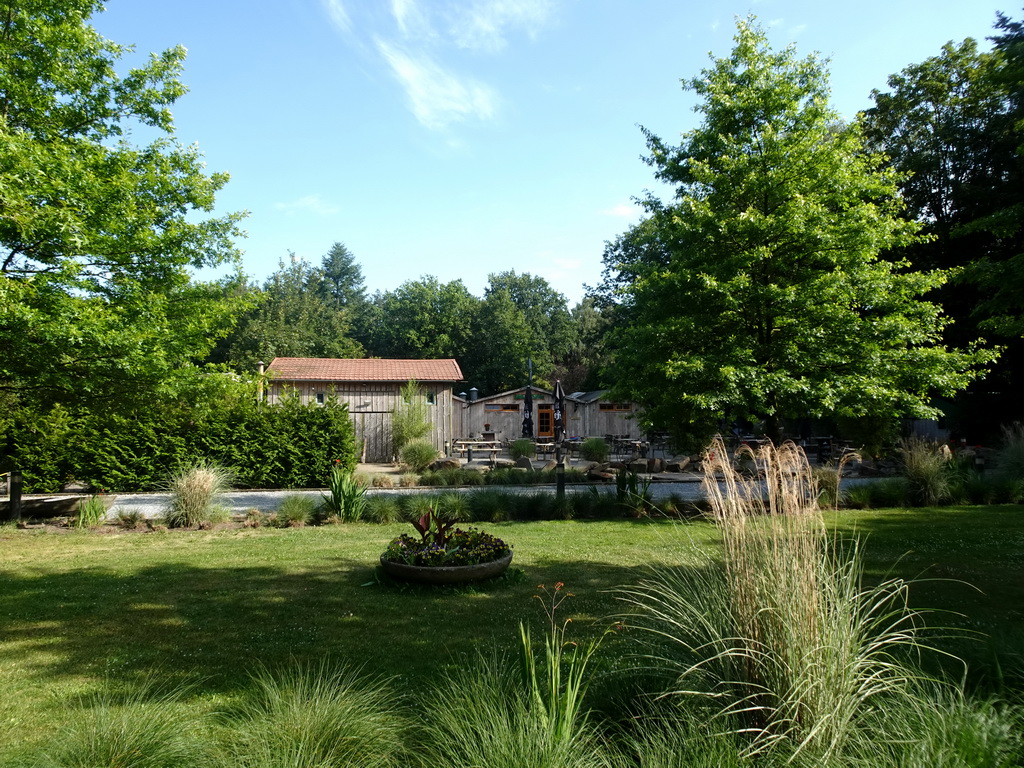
379, 551, 513, 585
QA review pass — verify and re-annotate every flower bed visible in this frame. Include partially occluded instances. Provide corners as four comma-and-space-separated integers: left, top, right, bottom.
383, 527, 510, 567
379, 506, 513, 583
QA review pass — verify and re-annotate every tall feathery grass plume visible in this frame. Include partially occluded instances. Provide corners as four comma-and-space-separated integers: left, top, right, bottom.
164, 459, 233, 528
619, 438, 928, 762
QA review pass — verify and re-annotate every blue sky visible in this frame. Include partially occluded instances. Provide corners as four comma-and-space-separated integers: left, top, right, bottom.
94, 0, 1001, 305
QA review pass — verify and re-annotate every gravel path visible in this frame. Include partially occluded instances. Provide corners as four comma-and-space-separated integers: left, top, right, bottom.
107, 474, 878, 519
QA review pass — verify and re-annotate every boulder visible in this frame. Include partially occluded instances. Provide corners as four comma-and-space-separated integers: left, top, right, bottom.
428, 458, 461, 472
665, 456, 691, 473
540, 459, 558, 472
514, 456, 535, 472
627, 459, 649, 474
588, 470, 615, 482
647, 457, 665, 473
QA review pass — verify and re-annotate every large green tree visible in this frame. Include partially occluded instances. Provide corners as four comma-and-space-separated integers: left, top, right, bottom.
602, 20, 991, 446
0, 0, 246, 412
861, 19, 1024, 438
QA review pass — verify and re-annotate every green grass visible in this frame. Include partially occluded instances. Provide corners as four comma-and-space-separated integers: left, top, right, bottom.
0, 509, 1021, 761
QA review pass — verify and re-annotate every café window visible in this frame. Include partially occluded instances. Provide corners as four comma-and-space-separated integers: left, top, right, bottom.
599, 403, 631, 412
485, 403, 520, 412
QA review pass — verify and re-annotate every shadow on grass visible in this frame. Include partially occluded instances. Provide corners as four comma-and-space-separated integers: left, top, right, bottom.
1, 508, 1021, 708
0, 552, 662, 704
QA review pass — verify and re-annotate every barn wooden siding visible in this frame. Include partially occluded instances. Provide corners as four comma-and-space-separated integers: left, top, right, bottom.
573, 402, 643, 440
269, 381, 455, 463
456, 389, 644, 442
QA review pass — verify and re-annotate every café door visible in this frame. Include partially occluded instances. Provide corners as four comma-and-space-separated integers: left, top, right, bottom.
537, 405, 554, 438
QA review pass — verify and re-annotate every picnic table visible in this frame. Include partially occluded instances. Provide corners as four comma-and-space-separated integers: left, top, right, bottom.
453, 440, 501, 465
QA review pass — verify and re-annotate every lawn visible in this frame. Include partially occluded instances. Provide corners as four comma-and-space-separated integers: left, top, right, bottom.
0, 507, 1021, 761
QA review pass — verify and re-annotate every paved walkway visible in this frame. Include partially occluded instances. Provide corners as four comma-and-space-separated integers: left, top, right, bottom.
106, 470, 877, 520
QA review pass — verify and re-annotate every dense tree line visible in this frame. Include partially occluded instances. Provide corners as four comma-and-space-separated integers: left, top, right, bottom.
210, 250, 612, 397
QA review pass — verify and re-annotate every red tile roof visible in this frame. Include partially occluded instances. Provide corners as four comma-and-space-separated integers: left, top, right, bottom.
267, 357, 463, 383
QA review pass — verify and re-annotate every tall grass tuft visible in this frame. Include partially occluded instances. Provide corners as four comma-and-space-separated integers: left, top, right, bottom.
216, 661, 408, 768
33, 681, 212, 768
995, 422, 1024, 476
619, 438, 928, 761
898, 436, 951, 506
276, 494, 316, 527
164, 460, 232, 528
416, 583, 607, 768
322, 465, 368, 522
400, 439, 437, 472
75, 495, 108, 529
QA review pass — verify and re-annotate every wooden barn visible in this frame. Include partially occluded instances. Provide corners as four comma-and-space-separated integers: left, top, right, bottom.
567, 390, 643, 440
264, 358, 463, 462
454, 386, 557, 442
454, 386, 644, 443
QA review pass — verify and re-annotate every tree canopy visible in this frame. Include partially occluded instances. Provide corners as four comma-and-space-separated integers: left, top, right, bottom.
0, 0, 246, 412
599, 19, 992, 446
861, 15, 1024, 438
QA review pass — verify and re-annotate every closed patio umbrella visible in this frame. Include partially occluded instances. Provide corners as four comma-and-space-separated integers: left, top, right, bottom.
553, 380, 566, 442
522, 385, 534, 438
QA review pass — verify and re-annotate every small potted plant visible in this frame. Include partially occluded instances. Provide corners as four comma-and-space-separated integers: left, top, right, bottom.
379, 504, 512, 584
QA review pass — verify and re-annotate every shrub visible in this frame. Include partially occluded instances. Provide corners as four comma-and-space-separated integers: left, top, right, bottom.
994, 422, 1024, 484
400, 439, 437, 473
485, 468, 532, 485
371, 473, 395, 489
465, 489, 511, 522
276, 494, 316, 527
509, 438, 536, 460
580, 437, 609, 463
243, 508, 268, 527
436, 491, 471, 522
364, 496, 402, 524
391, 380, 431, 460
115, 507, 146, 530
398, 473, 419, 488
164, 460, 232, 528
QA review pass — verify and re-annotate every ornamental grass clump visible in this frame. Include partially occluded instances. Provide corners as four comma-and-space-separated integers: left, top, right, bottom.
74, 494, 108, 529
216, 661, 408, 768
321, 465, 367, 522
164, 460, 232, 528
416, 583, 606, 768
899, 436, 952, 506
33, 681, 212, 768
620, 438, 930, 762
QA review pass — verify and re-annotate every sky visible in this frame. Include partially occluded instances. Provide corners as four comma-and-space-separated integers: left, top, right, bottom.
93, 0, 1003, 306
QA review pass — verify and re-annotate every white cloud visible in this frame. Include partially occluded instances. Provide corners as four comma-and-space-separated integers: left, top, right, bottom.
448, 0, 555, 52
390, 0, 435, 40
274, 195, 340, 216
378, 41, 497, 129
322, 0, 351, 33
602, 203, 639, 219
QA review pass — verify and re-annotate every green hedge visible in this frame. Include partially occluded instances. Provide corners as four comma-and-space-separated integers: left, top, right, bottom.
5, 392, 358, 493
